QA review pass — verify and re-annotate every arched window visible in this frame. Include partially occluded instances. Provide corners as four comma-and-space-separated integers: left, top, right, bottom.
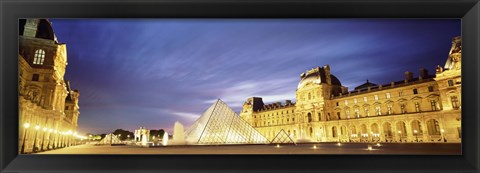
33, 49, 46, 65
427, 119, 441, 135
360, 124, 368, 134
332, 127, 338, 138
383, 123, 393, 137
371, 123, 379, 134
350, 126, 357, 135
307, 113, 312, 122
396, 121, 407, 137
411, 120, 423, 135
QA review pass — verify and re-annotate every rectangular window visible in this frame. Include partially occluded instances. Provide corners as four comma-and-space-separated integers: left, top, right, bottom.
448, 80, 454, 86
458, 127, 462, 138
413, 89, 418, 95
428, 86, 434, 92
387, 105, 393, 115
364, 108, 370, 117
32, 74, 40, 81
399, 91, 403, 97
354, 98, 358, 104
415, 102, 421, 112
363, 97, 367, 102
345, 110, 350, 119
431, 100, 437, 111
374, 95, 379, 101
400, 103, 407, 113
375, 106, 381, 115
355, 109, 360, 118
336, 102, 339, 106
386, 93, 391, 99
451, 96, 459, 109
344, 100, 348, 105
336, 112, 341, 119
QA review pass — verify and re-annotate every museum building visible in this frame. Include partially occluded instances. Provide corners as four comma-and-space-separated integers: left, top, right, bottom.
240, 36, 462, 143
18, 19, 80, 153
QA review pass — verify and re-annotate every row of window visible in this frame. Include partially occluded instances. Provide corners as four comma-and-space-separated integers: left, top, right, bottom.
337, 86, 435, 107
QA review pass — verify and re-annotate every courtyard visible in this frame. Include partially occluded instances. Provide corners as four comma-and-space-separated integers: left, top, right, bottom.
37, 142, 461, 155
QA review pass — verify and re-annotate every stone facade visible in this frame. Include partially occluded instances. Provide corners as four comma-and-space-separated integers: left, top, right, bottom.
240, 36, 461, 143
18, 19, 80, 153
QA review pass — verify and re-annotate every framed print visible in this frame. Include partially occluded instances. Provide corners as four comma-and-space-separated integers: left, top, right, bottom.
1, 0, 479, 173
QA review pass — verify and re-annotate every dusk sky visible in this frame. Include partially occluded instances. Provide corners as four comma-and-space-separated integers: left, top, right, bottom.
49, 19, 460, 134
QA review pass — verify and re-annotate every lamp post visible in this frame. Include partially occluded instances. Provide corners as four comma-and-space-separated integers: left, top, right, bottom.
41, 127, 47, 151
397, 131, 402, 142
414, 130, 418, 142
21, 123, 30, 154
74, 132, 78, 146
60, 132, 64, 148
33, 125, 40, 152
441, 129, 447, 142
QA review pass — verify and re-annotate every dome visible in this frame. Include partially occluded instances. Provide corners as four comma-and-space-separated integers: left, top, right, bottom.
19, 19, 57, 41
297, 67, 342, 89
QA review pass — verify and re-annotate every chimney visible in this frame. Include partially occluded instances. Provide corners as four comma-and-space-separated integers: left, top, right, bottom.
404, 71, 413, 82
419, 68, 428, 80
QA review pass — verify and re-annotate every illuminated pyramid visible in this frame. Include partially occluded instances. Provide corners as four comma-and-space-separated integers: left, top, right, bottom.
96, 133, 123, 145
185, 99, 269, 145
271, 129, 296, 144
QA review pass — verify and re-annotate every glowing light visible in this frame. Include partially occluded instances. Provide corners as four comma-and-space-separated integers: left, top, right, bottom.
43, 127, 47, 131
376, 143, 381, 147
337, 142, 342, 146
313, 145, 317, 149
367, 145, 373, 150
49, 129, 53, 132
441, 129, 445, 133
24, 123, 30, 128
162, 132, 169, 146
35, 125, 40, 130
276, 144, 281, 148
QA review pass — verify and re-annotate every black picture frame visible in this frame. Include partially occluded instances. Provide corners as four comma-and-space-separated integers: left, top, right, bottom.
1, 0, 479, 172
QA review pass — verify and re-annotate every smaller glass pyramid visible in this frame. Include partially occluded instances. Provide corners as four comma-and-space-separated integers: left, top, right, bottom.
185, 99, 269, 145
271, 129, 296, 144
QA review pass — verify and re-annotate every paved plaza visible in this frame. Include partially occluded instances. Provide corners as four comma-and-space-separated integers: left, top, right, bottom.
37, 143, 461, 155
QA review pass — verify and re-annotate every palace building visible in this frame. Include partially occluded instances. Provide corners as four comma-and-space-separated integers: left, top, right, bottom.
240, 36, 461, 143
18, 19, 80, 153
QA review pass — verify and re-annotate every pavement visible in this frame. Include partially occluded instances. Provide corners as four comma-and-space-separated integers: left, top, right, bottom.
36, 142, 461, 155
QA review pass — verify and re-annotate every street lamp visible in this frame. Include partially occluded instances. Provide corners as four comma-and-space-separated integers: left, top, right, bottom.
413, 130, 418, 142
33, 125, 40, 152
21, 123, 30, 154
441, 129, 447, 142
397, 131, 402, 142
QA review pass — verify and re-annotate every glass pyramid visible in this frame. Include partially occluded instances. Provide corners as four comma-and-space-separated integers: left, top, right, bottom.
185, 99, 269, 145
96, 133, 123, 145
271, 129, 296, 144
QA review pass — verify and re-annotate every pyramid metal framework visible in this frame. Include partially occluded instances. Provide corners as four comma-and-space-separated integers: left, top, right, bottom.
185, 99, 269, 145
96, 133, 123, 145
270, 129, 296, 144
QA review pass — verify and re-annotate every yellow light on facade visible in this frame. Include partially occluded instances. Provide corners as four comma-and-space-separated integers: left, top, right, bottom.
35, 125, 40, 130
367, 145, 373, 150
376, 143, 381, 147
414, 130, 418, 134
43, 127, 47, 131
24, 123, 30, 128
337, 142, 342, 146
54, 130, 58, 134
313, 145, 317, 149
276, 144, 281, 148
49, 129, 53, 132
441, 129, 445, 133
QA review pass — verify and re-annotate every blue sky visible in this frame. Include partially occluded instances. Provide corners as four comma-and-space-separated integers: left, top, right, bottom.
50, 19, 460, 134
